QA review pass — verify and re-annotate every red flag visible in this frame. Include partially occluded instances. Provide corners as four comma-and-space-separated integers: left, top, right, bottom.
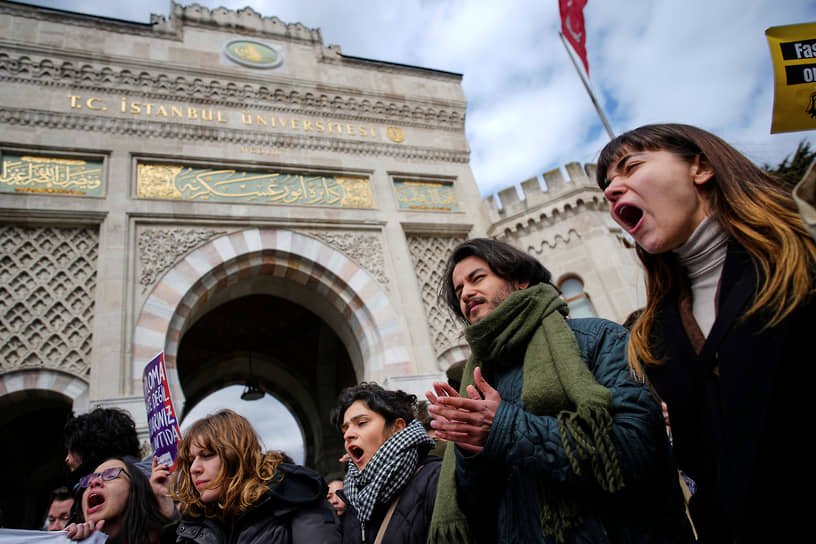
559, 0, 589, 76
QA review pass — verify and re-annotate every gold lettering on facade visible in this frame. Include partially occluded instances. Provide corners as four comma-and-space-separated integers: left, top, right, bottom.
239, 146, 282, 156
136, 164, 184, 199
86, 97, 107, 111
65, 96, 395, 139
137, 163, 374, 208
394, 180, 458, 211
0, 155, 104, 196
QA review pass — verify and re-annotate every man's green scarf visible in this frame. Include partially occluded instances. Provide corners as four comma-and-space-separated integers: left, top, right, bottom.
428, 283, 625, 543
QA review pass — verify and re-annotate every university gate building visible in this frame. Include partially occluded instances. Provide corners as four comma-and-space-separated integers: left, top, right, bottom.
0, 1, 643, 528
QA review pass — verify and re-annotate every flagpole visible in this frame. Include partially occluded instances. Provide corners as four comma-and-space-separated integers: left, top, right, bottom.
559, 31, 615, 140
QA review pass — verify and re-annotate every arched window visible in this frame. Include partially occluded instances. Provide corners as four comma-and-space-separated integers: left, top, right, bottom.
558, 276, 596, 318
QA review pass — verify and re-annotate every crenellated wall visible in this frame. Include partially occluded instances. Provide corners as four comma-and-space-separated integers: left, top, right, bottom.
482, 162, 646, 324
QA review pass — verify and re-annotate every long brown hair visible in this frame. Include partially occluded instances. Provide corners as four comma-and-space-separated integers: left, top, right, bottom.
173, 409, 283, 520
596, 124, 816, 375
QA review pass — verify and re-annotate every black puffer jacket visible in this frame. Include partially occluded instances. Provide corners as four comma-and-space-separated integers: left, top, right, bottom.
339, 454, 441, 544
175, 463, 340, 544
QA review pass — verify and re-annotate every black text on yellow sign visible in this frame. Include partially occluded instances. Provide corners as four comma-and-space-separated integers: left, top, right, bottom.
766, 22, 816, 134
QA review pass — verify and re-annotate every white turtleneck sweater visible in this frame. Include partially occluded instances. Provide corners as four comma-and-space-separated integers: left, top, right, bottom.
672, 214, 730, 338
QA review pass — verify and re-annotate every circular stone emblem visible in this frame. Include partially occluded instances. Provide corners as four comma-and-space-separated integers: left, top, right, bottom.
224, 39, 283, 69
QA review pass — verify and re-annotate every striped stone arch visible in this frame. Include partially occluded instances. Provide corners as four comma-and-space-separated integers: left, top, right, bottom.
131, 227, 412, 407
0, 368, 88, 403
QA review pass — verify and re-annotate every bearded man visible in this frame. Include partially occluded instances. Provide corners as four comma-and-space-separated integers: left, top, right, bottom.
426, 238, 693, 543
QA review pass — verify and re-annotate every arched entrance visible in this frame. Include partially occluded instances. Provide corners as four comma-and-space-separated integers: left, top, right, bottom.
176, 293, 355, 472
0, 370, 83, 529
132, 228, 412, 474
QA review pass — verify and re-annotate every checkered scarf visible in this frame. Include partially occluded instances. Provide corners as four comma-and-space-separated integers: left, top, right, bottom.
342, 418, 435, 524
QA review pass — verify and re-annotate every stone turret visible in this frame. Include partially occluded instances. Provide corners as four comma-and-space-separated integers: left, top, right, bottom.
483, 162, 600, 223
483, 162, 604, 236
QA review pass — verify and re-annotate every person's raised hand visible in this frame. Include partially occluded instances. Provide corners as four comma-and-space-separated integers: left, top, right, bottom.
150, 456, 176, 518
426, 367, 501, 454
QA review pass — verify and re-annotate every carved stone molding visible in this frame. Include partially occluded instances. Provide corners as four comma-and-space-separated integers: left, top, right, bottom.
521, 228, 583, 254
0, 1, 322, 43
162, 2, 323, 44
405, 233, 467, 362
137, 227, 230, 293
0, 53, 466, 131
297, 229, 390, 289
0, 107, 470, 164
0, 224, 98, 379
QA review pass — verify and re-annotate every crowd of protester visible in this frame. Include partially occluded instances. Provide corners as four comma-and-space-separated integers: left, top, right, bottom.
5, 123, 815, 543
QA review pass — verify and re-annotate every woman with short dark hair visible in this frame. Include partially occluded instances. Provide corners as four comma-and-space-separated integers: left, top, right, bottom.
330, 383, 440, 544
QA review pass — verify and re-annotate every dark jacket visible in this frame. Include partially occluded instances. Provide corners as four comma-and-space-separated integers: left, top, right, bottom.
456, 317, 694, 544
648, 244, 814, 542
175, 463, 340, 544
339, 453, 441, 544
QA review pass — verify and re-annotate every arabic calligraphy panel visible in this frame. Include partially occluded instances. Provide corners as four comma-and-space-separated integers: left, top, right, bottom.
0, 154, 104, 196
136, 163, 374, 208
394, 179, 459, 211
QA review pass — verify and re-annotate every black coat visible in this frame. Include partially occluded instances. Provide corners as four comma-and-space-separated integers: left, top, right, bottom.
647, 244, 814, 542
175, 463, 340, 544
339, 454, 441, 544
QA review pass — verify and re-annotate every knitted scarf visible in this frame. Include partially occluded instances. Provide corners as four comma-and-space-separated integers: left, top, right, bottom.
343, 418, 436, 528
428, 283, 625, 543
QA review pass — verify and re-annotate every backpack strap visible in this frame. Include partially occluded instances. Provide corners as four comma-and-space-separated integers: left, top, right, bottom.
372, 465, 425, 544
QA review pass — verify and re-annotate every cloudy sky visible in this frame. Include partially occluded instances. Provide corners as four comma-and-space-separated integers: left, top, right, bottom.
22, 0, 816, 199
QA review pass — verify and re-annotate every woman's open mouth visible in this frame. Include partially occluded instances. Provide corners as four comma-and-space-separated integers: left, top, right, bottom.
615, 204, 644, 232
347, 445, 364, 464
86, 492, 105, 514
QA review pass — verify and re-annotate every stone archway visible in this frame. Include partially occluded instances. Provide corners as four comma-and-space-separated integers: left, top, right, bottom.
131, 228, 412, 470
175, 293, 354, 471
0, 372, 79, 529
0, 369, 88, 404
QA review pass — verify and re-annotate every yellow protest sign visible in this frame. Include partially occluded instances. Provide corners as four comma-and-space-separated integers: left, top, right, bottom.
766, 22, 816, 133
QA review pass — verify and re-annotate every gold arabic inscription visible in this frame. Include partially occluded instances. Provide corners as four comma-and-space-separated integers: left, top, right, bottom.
137, 163, 374, 208
394, 180, 458, 211
0, 154, 104, 195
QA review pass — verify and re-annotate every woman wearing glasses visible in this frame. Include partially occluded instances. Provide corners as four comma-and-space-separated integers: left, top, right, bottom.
173, 409, 340, 544
65, 457, 171, 543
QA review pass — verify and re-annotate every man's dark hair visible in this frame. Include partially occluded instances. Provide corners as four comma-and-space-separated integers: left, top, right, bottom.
48, 486, 72, 506
329, 382, 417, 431
64, 407, 141, 476
440, 238, 552, 323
